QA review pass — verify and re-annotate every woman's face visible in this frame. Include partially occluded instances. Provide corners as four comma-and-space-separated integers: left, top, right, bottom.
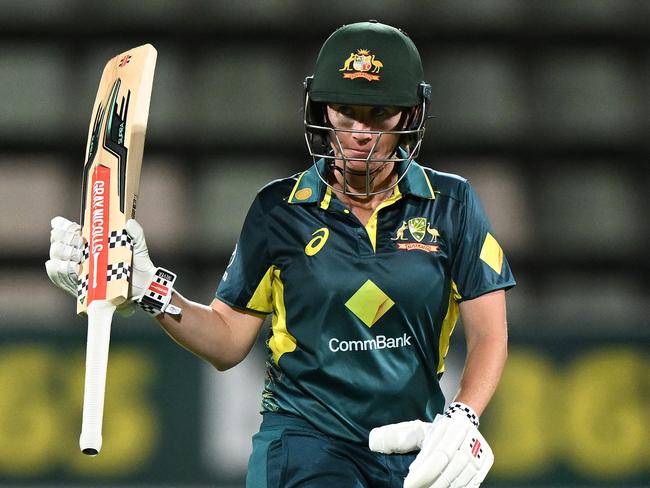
325, 104, 404, 191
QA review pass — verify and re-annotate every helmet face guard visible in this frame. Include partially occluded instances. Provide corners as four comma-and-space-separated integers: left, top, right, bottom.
303, 82, 431, 196
303, 21, 431, 197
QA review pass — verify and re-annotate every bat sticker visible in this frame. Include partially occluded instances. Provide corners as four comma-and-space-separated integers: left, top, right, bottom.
80, 101, 106, 226
102, 78, 130, 214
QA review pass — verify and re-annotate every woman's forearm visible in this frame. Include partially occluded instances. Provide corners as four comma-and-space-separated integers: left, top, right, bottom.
155, 293, 264, 371
455, 290, 509, 416
454, 332, 507, 416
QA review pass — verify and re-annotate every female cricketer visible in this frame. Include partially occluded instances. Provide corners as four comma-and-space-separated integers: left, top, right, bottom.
47, 20, 515, 488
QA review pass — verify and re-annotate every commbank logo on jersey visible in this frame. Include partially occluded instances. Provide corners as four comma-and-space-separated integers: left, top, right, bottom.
339, 49, 382, 81
345, 279, 394, 328
329, 334, 412, 353
333, 280, 411, 353
391, 217, 441, 252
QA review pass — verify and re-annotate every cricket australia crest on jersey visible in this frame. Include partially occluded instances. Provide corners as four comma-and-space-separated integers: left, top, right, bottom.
339, 49, 382, 81
391, 217, 441, 252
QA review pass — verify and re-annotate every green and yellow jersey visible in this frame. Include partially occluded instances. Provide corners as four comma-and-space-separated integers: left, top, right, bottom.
216, 160, 515, 444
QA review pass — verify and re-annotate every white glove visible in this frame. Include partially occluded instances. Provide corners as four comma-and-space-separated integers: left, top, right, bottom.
369, 402, 494, 488
123, 219, 158, 300
45, 216, 84, 298
45, 216, 157, 316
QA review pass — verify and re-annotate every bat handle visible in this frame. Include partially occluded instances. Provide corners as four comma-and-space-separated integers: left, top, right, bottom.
79, 299, 116, 456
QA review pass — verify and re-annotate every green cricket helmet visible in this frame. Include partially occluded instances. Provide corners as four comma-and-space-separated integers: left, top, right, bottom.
304, 20, 431, 196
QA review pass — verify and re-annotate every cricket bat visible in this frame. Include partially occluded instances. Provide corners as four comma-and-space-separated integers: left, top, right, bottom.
77, 44, 157, 455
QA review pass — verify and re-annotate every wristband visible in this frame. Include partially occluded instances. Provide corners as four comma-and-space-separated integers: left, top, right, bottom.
444, 401, 479, 428
138, 267, 182, 316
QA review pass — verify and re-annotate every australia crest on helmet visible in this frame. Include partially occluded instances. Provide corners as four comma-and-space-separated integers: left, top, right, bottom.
339, 49, 383, 81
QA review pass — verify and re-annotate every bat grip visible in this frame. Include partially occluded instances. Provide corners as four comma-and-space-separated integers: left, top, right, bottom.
79, 300, 116, 455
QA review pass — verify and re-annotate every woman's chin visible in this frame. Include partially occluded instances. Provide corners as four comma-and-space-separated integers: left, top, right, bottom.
342, 177, 367, 188
335, 161, 383, 175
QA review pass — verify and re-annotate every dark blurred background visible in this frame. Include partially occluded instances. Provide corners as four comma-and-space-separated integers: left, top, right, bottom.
0, 1, 648, 486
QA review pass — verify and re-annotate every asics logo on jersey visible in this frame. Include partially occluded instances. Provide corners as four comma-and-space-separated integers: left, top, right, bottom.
329, 333, 412, 353
305, 227, 329, 256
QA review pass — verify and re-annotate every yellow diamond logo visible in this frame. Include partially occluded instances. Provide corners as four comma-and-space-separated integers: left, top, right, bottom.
345, 280, 395, 328
480, 232, 504, 274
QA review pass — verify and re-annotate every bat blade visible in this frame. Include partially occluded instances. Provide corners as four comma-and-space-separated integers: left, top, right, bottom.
77, 44, 157, 455
78, 44, 156, 313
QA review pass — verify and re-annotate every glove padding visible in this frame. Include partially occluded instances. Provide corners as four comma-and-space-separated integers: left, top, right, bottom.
369, 406, 493, 488
45, 216, 157, 316
123, 219, 157, 300
45, 216, 84, 298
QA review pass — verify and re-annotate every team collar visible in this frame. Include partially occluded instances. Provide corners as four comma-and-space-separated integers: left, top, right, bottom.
288, 158, 436, 206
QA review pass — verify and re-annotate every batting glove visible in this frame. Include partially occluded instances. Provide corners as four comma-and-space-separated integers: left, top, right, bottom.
46, 216, 84, 299
123, 219, 157, 302
45, 216, 171, 317
369, 402, 494, 488
125, 219, 180, 316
